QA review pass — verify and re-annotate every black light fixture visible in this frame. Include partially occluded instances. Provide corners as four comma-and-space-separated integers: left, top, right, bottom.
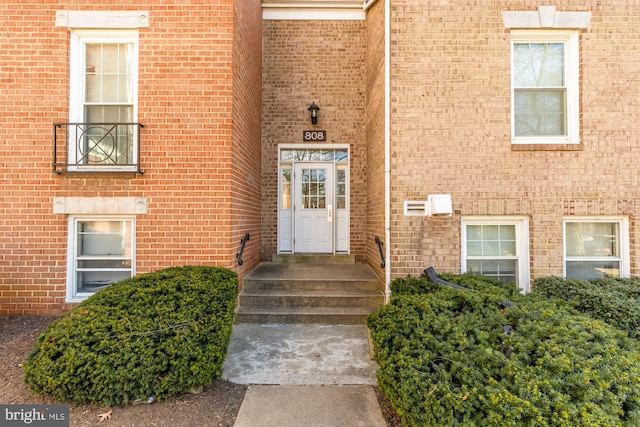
308, 102, 320, 125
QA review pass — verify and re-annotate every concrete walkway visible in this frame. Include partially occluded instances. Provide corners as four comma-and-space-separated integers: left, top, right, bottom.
222, 324, 387, 427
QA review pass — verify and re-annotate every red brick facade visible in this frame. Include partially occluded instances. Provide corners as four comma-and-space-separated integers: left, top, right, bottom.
387, 1, 640, 280
3, 1, 640, 314
0, 1, 262, 314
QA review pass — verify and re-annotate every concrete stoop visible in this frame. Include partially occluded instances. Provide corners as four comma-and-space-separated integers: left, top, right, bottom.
235, 255, 384, 324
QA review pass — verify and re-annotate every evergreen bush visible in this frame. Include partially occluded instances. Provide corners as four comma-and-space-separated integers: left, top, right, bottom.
24, 266, 238, 406
368, 273, 640, 426
534, 276, 640, 339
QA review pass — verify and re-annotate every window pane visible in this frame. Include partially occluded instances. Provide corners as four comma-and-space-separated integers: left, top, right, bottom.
74, 219, 133, 296
77, 221, 131, 257
483, 225, 499, 240
467, 225, 482, 241
514, 89, 565, 136
514, 43, 564, 88
501, 241, 516, 257
566, 261, 620, 280
85, 43, 134, 103
78, 114, 135, 165
77, 259, 132, 269
566, 222, 619, 257
85, 105, 133, 123
467, 225, 517, 256
467, 259, 517, 285
500, 225, 516, 240
467, 241, 483, 257
77, 270, 131, 293
466, 223, 519, 285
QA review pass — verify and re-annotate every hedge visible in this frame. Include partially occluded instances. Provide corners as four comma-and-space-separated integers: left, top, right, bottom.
533, 276, 640, 339
24, 266, 238, 406
367, 273, 640, 426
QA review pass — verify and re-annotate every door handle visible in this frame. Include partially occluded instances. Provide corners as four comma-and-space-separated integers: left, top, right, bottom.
328, 204, 333, 223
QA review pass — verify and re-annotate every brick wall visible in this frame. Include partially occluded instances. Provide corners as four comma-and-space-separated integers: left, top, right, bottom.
231, 0, 263, 285
261, 19, 367, 260
365, 1, 387, 281
0, 1, 262, 314
388, 1, 640, 280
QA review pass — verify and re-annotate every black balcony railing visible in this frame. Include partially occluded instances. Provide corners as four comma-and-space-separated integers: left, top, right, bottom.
53, 122, 144, 174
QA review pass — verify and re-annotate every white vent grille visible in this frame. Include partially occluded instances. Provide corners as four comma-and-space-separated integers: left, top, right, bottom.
404, 200, 428, 216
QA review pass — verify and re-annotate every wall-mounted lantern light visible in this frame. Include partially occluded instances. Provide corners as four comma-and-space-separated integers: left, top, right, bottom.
308, 102, 320, 125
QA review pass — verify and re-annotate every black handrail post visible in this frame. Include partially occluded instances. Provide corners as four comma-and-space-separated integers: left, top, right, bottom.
236, 233, 250, 266
375, 236, 385, 268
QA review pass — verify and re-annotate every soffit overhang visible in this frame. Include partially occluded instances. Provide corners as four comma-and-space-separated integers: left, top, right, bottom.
262, 0, 368, 20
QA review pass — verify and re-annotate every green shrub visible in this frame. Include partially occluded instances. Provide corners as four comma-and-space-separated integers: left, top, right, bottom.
534, 276, 640, 339
368, 274, 640, 426
392, 271, 521, 300
24, 266, 238, 406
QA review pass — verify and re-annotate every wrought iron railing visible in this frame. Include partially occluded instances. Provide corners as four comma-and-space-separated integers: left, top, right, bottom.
236, 233, 250, 266
375, 236, 385, 268
53, 122, 144, 174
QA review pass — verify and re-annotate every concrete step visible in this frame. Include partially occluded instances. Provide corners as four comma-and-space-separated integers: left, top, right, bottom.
243, 263, 381, 291
234, 306, 378, 325
237, 261, 384, 324
272, 254, 356, 264
239, 289, 384, 308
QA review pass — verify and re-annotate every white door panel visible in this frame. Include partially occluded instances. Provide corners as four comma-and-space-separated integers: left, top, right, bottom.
294, 163, 333, 253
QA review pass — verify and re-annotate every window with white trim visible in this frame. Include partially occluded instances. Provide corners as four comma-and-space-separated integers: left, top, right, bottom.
563, 217, 629, 280
462, 217, 530, 292
67, 217, 135, 302
69, 30, 139, 170
511, 30, 579, 145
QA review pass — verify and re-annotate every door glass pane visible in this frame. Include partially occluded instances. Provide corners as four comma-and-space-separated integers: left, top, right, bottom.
301, 168, 325, 210
281, 168, 291, 209
280, 149, 349, 162
336, 169, 346, 209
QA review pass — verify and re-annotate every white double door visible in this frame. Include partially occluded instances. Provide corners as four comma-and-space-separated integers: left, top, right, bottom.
293, 162, 335, 253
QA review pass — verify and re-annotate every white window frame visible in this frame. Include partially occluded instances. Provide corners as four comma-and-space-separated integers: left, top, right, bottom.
510, 30, 579, 145
69, 30, 139, 171
66, 216, 136, 302
563, 216, 630, 279
461, 216, 530, 293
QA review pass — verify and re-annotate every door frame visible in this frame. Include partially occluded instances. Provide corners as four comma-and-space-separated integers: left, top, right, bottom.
277, 144, 350, 254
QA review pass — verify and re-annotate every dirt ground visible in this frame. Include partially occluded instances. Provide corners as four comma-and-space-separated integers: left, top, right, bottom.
1, 315, 401, 427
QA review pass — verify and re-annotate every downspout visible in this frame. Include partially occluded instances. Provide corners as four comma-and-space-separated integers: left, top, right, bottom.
383, 0, 391, 302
